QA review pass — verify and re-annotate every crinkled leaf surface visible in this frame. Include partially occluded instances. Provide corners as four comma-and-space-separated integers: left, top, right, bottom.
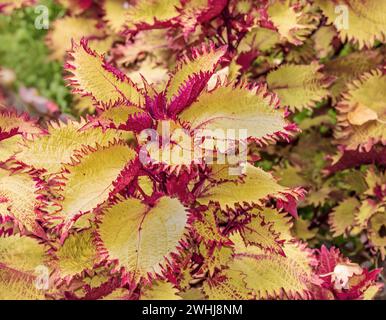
97, 197, 188, 278
15, 120, 128, 175
316, 0, 386, 49
67, 40, 144, 106
57, 142, 136, 223
198, 164, 290, 210
179, 83, 289, 141
0, 168, 45, 237
267, 63, 331, 112
0, 235, 47, 300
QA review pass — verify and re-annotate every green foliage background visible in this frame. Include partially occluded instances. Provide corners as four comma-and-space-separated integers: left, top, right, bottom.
0, 0, 71, 111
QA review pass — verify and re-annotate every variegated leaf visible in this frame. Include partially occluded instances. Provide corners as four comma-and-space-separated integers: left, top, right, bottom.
316, 0, 386, 49
96, 197, 188, 279
267, 62, 332, 112
55, 141, 136, 225
66, 40, 144, 106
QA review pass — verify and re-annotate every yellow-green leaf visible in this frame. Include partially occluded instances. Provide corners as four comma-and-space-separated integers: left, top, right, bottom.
329, 197, 360, 237
324, 50, 383, 101
335, 70, 386, 152
97, 197, 188, 278
0, 235, 47, 299
267, 63, 331, 112
0, 110, 42, 137
192, 205, 228, 244
125, 0, 181, 31
198, 164, 289, 210
315, 0, 386, 49
292, 218, 317, 241
55, 229, 98, 279
67, 40, 144, 106
238, 27, 281, 53
229, 233, 315, 299
0, 135, 23, 163
104, 0, 130, 33
57, 142, 136, 223
141, 280, 181, 300
268, 0, 318, 45
368, 213, 386, 259
0, 168, 45, 237
46, 16, 101, 61
202, 269, 250, 300
166, 44, 227, 103
179, 83, 289, 141
242, 213, 285, 255
15, 119, 128, 175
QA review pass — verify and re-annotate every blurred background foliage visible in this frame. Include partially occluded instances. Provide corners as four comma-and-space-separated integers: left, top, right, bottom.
0, 0, 71, 111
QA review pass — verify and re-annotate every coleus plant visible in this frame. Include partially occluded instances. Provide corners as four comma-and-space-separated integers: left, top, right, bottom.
328, 167, 386, 259
40, 0, 231, 114
0, 0, 35, 14
45, 0, 229, 61
24, 0, 386, 119
0, 38, 382, 300
33, 0, 385, 130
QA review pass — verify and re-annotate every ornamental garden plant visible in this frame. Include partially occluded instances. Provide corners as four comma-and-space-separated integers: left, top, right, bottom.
0, 0, 385, 300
